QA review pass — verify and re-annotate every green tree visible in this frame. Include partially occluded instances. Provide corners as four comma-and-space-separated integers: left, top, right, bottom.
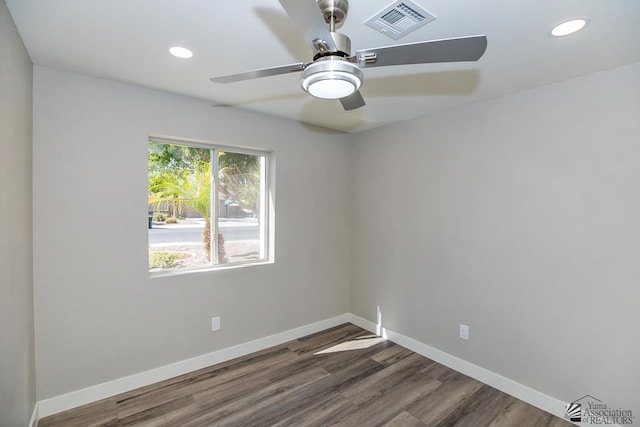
149, 143, 210, 171
218, 152, 261, 217
149, 160, 213, 260
218, 151, 256, 173
149, 144, 210, 218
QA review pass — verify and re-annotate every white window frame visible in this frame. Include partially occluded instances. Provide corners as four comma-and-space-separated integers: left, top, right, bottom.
149, 136, 273, 276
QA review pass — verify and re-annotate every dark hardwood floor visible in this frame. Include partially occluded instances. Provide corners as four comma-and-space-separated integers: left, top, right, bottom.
38, 323, 573, 427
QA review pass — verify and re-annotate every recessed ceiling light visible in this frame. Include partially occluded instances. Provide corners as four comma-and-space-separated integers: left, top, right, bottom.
550, 18, 589, 37
169, 46, 193, 59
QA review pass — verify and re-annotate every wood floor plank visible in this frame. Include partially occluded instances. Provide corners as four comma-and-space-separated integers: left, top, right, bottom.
118, 395, 195, 426
116, 345, 298, 418
270, 392, 358, 427
333, 376, 442, 426
341, 353, 434, 405
488, 399, 572, 427
38, 324, 574, 427
176, 367, 331, 426
287, 323, 367, 355
241, 356, 386, 426
185, 356, 385, 427
382, 411, 427, 427
186, 347, 331, 412
38, 398, 119, 427
405, 371, 486, 424
313, 339, 395, 374
371, 343, 416, 366
420, 358, 460, 381
435, 384, 519, 427
115, 342, 294, 404
547, 416, 576, 427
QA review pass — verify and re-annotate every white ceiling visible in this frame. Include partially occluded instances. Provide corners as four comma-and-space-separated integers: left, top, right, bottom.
7, 0, 640, 133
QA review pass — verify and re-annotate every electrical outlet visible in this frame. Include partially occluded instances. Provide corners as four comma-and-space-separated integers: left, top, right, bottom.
211, 317, 221, 332
459, 324, 469, 340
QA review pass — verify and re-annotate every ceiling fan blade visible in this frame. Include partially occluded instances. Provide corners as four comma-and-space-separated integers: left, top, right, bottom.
277, 0, 337, 52
356, 35, 487, 69
210, 63, 305, 84
340, 91, 366, 111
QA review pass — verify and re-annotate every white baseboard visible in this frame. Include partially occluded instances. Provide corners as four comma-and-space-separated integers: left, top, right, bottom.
29, 402, 39, 427
37, 314, 350, 419
345, 313, 574, 423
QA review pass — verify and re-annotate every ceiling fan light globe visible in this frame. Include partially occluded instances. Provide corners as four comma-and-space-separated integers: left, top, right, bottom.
305, 73, 358, 99
301, 59, 363, 100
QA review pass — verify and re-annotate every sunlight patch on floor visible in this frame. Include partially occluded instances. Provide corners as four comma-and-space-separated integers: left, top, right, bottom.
314, 335, 386, 355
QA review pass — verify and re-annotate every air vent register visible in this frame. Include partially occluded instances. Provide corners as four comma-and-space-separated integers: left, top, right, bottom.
365, 1, 436, 40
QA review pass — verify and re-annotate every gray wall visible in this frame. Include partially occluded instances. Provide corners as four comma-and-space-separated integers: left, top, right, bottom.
0, 0, 36, 425
351, 61, 640, 416
33, 66, 352, 399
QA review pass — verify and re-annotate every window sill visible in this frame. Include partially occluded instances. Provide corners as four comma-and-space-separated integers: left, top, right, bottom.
149, 260, 274, 279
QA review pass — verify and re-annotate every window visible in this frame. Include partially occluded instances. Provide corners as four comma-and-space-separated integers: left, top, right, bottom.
148, 138, 270, 273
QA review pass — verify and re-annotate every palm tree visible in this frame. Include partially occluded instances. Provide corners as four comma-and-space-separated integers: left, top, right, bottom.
149, 161, 214, 260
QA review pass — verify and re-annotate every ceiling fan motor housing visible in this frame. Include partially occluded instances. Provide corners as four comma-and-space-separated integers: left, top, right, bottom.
313, 31, 352, 59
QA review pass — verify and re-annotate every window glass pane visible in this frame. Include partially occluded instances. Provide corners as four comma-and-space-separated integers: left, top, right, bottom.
216, 152, 265, 265
148, 140, 269, 274
148, 143, 213, 272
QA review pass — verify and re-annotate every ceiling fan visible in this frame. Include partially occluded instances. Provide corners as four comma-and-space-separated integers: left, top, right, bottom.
210, 0, 487, 111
